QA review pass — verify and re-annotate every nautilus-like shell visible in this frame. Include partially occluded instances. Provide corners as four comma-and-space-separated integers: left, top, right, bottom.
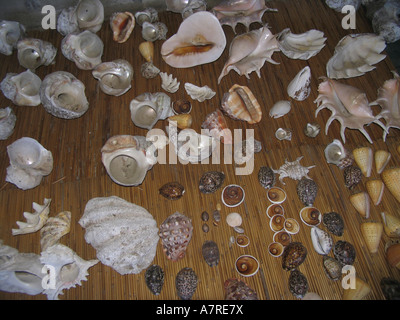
110, 11, 135, 43
0, 107, 16, 140
75, 0, 104, 33
0, 20, 25, 55
161, 11, 226, 68
17, 38, 57, 70
40, 71, 89, 119
92, 59, 133, 96
184, 83, 215, 102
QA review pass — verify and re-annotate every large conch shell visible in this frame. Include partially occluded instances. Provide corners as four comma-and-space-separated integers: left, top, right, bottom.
40, 211, 71, 251
161, 11, 226, 68
0, 20, 25, 55
0, 107, 16, 140
40, 71, 89, 119
0, 70, 41, 106
326, 33, 386, 79
6, 138, 53, 190
184, 83, 215, 102
381, 167, 400, 203
218, 25, 279, 83
315, 77, 387, 144
79, 196, 158, 275
12, 198, 51, 235
110, 11, 135, 43
75, 0, 104, 33
92, 59, 133, 96
17, 38, 57, 70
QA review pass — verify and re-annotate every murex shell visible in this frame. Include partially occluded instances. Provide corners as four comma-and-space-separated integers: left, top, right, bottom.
258, 166, 275, 189
159, 212, 193, 261
176, 267, 198, 300
145, 264, 164, 295
297, 177, 318, 207
289, 269, 309, 299
322, 212, 344, 236
159, 181, 185, 200
224, 278, 259, 300
282, 241, 307, 271
273, 156, 315, 185
202, 240, 220, 267
199, 171, 225, 194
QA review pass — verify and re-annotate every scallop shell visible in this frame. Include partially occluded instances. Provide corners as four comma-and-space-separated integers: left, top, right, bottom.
145, 264, 164, 295
310, 226, 333, 255
344, 165, 362, 190
258, 166, 275, 189
297, 177, 318, 207
135, 7, 158, 26
198, 171, 225, 194
226, 212, 242, 228
141, 62, 160, 79
176, 267, 198, 300
287, 66, 312, 101
224, 278, 259, 300
349, 192, 370, 219
0, 107, 16, 140
201, 109, 232, 144
0, 20, 25, 55
159, 181, 185, 200
333, 240, 356, 266
202, 240, 220, 267
361, 222, 383, 254
281, 241, 307, 271
366, 179, 385, 206
184, 82, 215, 102
353, 146, 373, 177
289, 269, 309, 299
269, 100, 291, 118
160, 72, 180, 93
375, 150, 391, 174
381, 167, 400, 203
75, 0, 104, 33
110, 11, 135, 43
138, 41, 154, 63
322, 212, 344, 236
40, 211, 71, 251
142, 21, 167, 42
322, 255, 342, 281
381, 211, 400, 238
17, 38, 57, 70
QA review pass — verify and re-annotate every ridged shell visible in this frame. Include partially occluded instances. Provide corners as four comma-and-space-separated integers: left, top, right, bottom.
322, 212, 344, 236
297, 177, 318, 206
323, 255, 342, 281
159, 182, 185, 200
349, 191, 370, 219
344, 165, 362, 190
333, 240, 356, 266
366, 179, 385, 206
184, 83, 215, 102
282, 242, 307, 271
375, 150, 391, 174
202, 240, 220, 267
176, 267, 198, 300
258, 166, 276, 189
145, 264, 164, 295
199, 171, 225, 194
361, 222, 383, 254
160, 72, 180, 93
40, 211, 71, 251
224, 278, 259, 300
289, 269, 309, 299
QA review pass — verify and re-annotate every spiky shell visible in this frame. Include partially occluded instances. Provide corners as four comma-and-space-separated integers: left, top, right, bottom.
344, 165, 362, 190
322, 212, 344, 236
258, 166, 275, 189
145, 264, 164, 295
282, 242, 307, 271
333, 240, 356, 266
297, 177, 318, 206
176, 267, 198, 300
199, 171, 225, 194
202, 240, 220, 267
224, 278, 259, 300
288, 269, 309, 299
159, 181, 185, 200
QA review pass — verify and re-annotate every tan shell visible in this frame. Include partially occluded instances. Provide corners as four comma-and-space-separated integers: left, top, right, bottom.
268, 242, 284, 257
386, 243, 400, 269
361, 222, 383, 254
300, 206, 321, 227
138, 41, 154, 62
382, 167, 400, 203
342, 277, 371, 300
110, 12, 135, 43
353, 147, 373, 177
270, 214, 285, 232
40, 211, 71, 251
349, 192, 370, 219
375, 150, 391, 174
168, 114, 192, 129
366, 179, 385, 206
381, 212, 400, 238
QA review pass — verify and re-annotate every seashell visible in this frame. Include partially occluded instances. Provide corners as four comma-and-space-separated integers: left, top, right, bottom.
40, 71, 89, 119
276, 28, 326, 60
202, 223, 209, 233
138, 41, 154, 63
342, 277, 371, 300
199, 171, 225, 194
181, 0, 207, 19
304, 123, 321, 138
382, 167, 400, 203
381, 212, 400, 238
40, 211, 71, 251
218, 25, 279, 83
302, 292, 323, 300
344, 165, 362, 190
289, 269, 309, 299
160, 72, 180, 93
349, 192, 370, 219
325, 0, 361, 12
142, 21, 167, 42
79, 196, 158, 275
300, 206, 321, 227
269, 100, 291, 118
258, 166, 275, 189
168, 114, 192, 130
234, 226, 245, 234
213, 210, 221, 223
110, 11, 135, 43
222, 184, 245, 207
333, 240, 356, 266
267, 187, 287, 204
366, 179, 385, 206
287, 66, 312, 101
92, 59, 133, 96
141, 62, 160, 79
1, 70, 41, 107
282, 242, 307, 271
327, 33, 386, 79
224, 278, 259, 300
184, 82, 215, 102
297, 177, 318, 207
12, 198, 51, 235
235, 255, 259, 277
353, 147, 373, 177
0, 20, 25, 55
361, 222, 383, 254
201, 109, 232, 144
268, 242, 284, 257
75, 0, 104, 33
159, 181, 185, 200
201, 211, 209, 222
273, 156, 316, 185
323, 255, 342, 281
176, 267, 198, 300
17, 38, 57, 70
61, 30, 103, 70
161, 11, 226, 68
57, 6, 80, 36
380, 278, 400, 300
145, 264, 164, 295
275, 128, 292, 141
375, 150, 391, 174
386, 242, 400, 270
273, 230, 291, 246
226, 212, 242, 228
6, 138, 53, 190
135, 8, 158, 26
0, 107, 16, 140
172, 99, 191, 114
270, 214, 285, 233
202, 240, 220, 267
284, 218, 300, 235
311, 226, 333, 255
324, 139, 353, 168
266, 203, 284, 218
236, 235, 250, 247
40, 243, 98, 300
159, 212, 193, 261
322, 212, 344, 236
221, 84, 262, 124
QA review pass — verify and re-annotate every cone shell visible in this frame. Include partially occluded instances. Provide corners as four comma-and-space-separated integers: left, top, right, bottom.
349, 192, 370, 219
342, 277, 371, 300
352, 147, 373, 177
381, 212, 400, 238
139, 41, 154, 62
386, 243, 400, 270
361, 222, 383, 254
168, 114, 192, 129
365, 179, 385, 206
382, 167, 400, 203
375, 150, 391, 174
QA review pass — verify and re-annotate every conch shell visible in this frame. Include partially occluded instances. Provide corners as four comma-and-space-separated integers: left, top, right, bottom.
110, 11, 135, 43
184, 82, 215, 102
349, 192, 370, 219
0, 107, 16, 140
0, 20, 25, 55
12, 198, 51, 235
366, 179, 385, 206
17, 38, 57, 70
287, 66, 311, 101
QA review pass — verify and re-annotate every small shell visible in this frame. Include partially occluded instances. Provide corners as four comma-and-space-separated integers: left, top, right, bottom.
353, 146, 373, 177
222, 184, 245, 207
176, 267, 198, 300
324, 139, 353, 168
234, 226, 245, 234
202, 223, 209, 233
160, 72, 180, 93
168, 114, 192, 129
201, 109, 232, 144
258, 166, 275, 189
304, 123, 321, 138
297, 177, 318, 207
213, 210, 221, 223
281, 241, 308, 271
142, 21, 168, 42
333, 240, 356, 266
145, 264, 164, 295
381, 211, 400, 238
0, 20, 25, 55
140, 62, 160, 79
366, 179, 385, 206
134, 8, 158, 26
201, 211, 209, 222
12, 199, 51, 236
268, 242, 284, 257
269, 100, 291, 118
199, 171, 225, 194
287, 66, 311, 101
226, 212, 242, 228
267, 187, 286, 204
361, 222, 383, 254
266, 203, 284, 218
323, 255, 342, 281
202, 240, 220, 267
235, 255, 259, 277
17, 38, 57, 70
275, 128, 292, 141
300, 206, 321, 227
110, 11, 135, 43
322, 212, 344, 236
0, 107, 16, 140
375, 150, 391, 174
270, 214, 285, 232
273, 230, 291, 246
172, 100, 192, 114
236, 235, 250, 247
40, 211, 71, 251
76, 0, 104, 33
138, 41, 154, 63
184, 82, 216, 102
344, 165, 362, 190
288, 269, 309, 299
310, 226, 333, 255
349, 192, 370, 219
159, 182, 185, 200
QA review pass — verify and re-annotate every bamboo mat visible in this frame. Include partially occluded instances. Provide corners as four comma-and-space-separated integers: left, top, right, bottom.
0, 0, 399, 300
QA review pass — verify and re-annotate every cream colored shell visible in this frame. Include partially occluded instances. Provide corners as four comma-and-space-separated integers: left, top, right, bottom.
12, 198, 51, 235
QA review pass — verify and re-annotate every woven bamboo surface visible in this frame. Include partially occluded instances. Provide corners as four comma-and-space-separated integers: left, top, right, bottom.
0, 0, 399, 300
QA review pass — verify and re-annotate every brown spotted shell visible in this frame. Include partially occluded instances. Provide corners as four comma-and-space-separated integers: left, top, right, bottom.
282, 242, 307, 271
322, 212, 344, 236
288, 269, 309, 299
144, 264, 164, 295
176, 267, 198, 300
159, 181, 185, 200
333, 240, 356, 266
322, 255, 342, 281
199, 171, 225, 194
202, 240, 220, 267
297, 177, 318, 206
224, 278, 259, 300
344, 165, 362, 190
258, 166, 275, 189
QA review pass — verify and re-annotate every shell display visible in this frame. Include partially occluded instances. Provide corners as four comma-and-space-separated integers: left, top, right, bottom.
287, 66, 311, 101
110, 11, 135, 43
159, 212, 193, 261
344, 165, 362, 190
135, 7, 158, 26
201, 110, 233, 144
269, 100, 291, 118
184, 83, 216, 102
281, 241, 307, 271
273, 156, 315, 185
310, 226, 333, 255
297, 177, 318, 206
17, 38, 57, 70
324, 139, 353, 168
159, 182, 185, 200
288, 269, 309, 299
0, 107, 16, 140
40, 211, 71, 251
161, 11, 226, 68
333, 240, 356, 266
199, 171, 225, 194
78, 196, 159, 275
202, 240, 220, 267
224, 278, 259, 300
176, 267, 198, 300
145, 264, 164, 296
381, 167, 400, 203
323, 255, 342, 281
0, 20, 25, 55
322, 212, 344, 236
160, 72, 180, 93
142, 21, 167, 42
257, 166, 275, 189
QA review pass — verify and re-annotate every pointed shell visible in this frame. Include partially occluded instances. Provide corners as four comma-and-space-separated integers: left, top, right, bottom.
365, 179, 385, 206
361, 222, 383, 254
176, 267, 198, 300
349, 192, 370, 218
0, 107, 16, 140
381, 212, 400, 238
159, 181, 185, 200
145, 264, 164, 295
269, 100, 291, 118
138, 41, 154, 62
202, 240, 220, 267
110, 11, 135, 43
353, 147, 373, 177
287, 66, 311, 101
382, 167, 400, 203
375, 150, 391, 174
342, 277, 371, 300
311, 226, 333, 255
168, 114, 192, 129
40, 211, 71, 251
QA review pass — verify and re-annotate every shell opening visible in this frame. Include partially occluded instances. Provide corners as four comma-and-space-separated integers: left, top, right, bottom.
21, 49, 41, 69
167, 35, 214, 57
60, 262, 80, 283
14, 271, 43, 285
109, 154, 140, 185
79, 34, 103, 58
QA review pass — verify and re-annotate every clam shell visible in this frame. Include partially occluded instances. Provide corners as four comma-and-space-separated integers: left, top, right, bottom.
322, 212, 344, 236
361, 222, 383, 254
365, 179, 385, 206
269, 100, 291, 118
381, 167, 400, 203
333, 240, 356, 266
202, 240, 220, 267
110, 11, 135, 43
323, 255, 342, 281
344, 165, 362, 190
176, 267, 198, 300
281, 241, 307, 271
297, 177, 318, 207
159, 182, 185, 200
288, 269, 309, 299
381, 211, 400, 238
375, 150, 391, 174
310, 226, 333, 255
349, 192, 370, 219
145, 264, 164, 295
235, 255, 259, 277
268, 242, 284, 257
224, 278, 259, 300
353, 147, 373, 177
198, 171, 225, 194
299, 206, 321, 227
287, 66, 311, 101
226, 212, 242, 228
342, 277, 371, 300
258, 166, 275, 189
267, 187, 286, 204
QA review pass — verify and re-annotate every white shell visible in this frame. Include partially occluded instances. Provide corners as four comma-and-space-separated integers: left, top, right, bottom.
160, 72, 180, 93
17, 38, 57, 70
226, 212, 243, 227
92, 59, 133, 96
181, 0, 207, 19
75, 0, 104, 33
276, 28, 326, 60
184, 83, 216, 102
269, 100, 291, 118
6, 138, 53, 190
40, 243, 98, 300
12, 198, 51, 235
304, 123, 321, 138
326, 33, 386, 79
40, 211, 71, 251
79, 196, 159, 275
1, 70, 41, 106
40, 71, 89, 119
324, 139, 347, 166
57, 6, 79, 36
275, 128, 292, 141
0, 107, 16, 140
0, 20, 25, 55
134, 7, 159, 26
287, 66, 311, 101
310, 226, 333, 255
142, 21, 168, 42
166, 0, 190, 12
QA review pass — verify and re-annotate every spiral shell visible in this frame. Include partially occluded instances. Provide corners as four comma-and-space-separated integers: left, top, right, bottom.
198, 171, 225, 194
222, 184, 245, 207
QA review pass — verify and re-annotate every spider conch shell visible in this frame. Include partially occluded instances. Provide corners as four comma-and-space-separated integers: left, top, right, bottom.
218, 25, 279, 83
0, 107, 16, 140
276, 28, 326, 60
110, 11, 135, 43
287, 66, 311, 101
12, 198, 51, 235
17, 38, 57, 71
326, 33, 386, 79
40, 211, 71, 251
0, 20, 25, 55
184, 83, 215, 102
160, 72, 180, 93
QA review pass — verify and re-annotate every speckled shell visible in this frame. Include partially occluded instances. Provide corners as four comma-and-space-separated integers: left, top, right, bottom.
199, 171, 225, 194
159, 182, 185, 200
282, 242, 307, 271
322, 212, 344, 236
344, 165, 362, 190
333, 240, 356, 266
323, 255, 342, 281
176, 267, 198, 300
145, 264, 164, 295
202, 240, 220, 267
224, 278, 259, 300
297, 177, 318, 206
159, 212, 193, 261
258, 166, 275, 189
289, 269, 309, 299
380, 277, 400, 300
